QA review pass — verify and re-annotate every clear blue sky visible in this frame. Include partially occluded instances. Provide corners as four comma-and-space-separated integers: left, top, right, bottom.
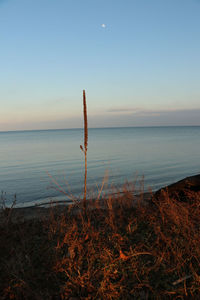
1, 0, 200, 130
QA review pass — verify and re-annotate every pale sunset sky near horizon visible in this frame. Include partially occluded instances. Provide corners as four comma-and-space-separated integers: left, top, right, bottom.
0, 0, 200, 131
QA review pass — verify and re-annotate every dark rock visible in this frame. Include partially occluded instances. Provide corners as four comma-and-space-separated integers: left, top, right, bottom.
154, 174, 200, 202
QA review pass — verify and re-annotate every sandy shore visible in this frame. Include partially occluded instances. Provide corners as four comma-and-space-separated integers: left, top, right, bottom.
1, 174, 199, 224
0, 193, 152, 224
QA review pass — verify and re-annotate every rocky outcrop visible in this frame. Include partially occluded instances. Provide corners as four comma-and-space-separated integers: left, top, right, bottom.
154, 174, 200, 202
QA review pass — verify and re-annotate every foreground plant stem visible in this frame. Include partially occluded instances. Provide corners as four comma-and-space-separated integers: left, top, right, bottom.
80, 90, 88, 211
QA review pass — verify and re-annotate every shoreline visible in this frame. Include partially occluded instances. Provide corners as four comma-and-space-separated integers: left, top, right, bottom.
1, 174, 200, 298
1, 174, 200, 224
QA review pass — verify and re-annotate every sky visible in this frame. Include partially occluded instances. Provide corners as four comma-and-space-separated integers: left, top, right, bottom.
0, 0, 200, 131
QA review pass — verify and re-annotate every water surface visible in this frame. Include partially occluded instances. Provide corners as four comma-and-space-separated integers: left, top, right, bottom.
0, 126, 199, 207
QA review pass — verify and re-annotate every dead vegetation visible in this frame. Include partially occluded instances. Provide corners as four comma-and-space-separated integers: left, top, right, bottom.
0, 186, 200, 299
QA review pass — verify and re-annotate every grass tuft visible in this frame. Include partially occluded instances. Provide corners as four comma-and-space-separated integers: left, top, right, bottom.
0, 184, 200, 299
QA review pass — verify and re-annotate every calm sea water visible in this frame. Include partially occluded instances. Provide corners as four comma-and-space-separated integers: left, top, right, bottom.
0, 126, 200, 207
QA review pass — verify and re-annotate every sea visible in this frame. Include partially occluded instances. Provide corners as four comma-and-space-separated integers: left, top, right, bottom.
0, 126, 200, 207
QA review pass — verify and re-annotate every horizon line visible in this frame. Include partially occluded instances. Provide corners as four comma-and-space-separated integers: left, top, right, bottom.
0, 124, 200, 134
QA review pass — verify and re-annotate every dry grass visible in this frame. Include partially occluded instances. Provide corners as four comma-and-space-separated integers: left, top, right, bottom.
0, 185, 200, 299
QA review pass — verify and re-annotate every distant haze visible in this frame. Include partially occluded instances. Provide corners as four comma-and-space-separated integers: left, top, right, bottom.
0, 0, 200, 131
